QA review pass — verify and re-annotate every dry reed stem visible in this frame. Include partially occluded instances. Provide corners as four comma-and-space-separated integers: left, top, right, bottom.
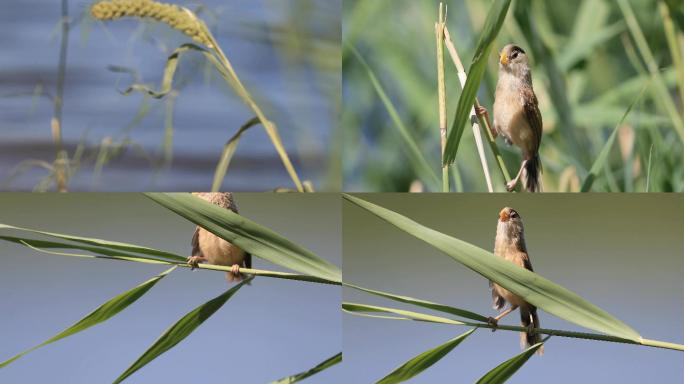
435, 3, 449, 192
441, 26, 493, 191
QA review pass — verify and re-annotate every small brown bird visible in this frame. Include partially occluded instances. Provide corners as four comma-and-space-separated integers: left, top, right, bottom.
477, 44, 543, 192
186, 192, 251, 282
489, 207, 543, 354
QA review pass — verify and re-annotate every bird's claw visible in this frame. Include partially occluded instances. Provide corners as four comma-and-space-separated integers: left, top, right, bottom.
186, 256, 206, 270
228, 264, 243, 281
475, 105, 488, 118
506, 180, 518, 192
475, 105, 498, 138
487, 316, 499, 332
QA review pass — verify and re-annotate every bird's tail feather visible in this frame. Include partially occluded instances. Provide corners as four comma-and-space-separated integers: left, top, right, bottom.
520, 305, 544, 355
523, 155, 542, 192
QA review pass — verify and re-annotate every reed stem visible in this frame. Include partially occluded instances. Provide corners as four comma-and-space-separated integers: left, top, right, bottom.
54, 0, 70, 192
444, 26, 511, 188
435, 3, 449, 192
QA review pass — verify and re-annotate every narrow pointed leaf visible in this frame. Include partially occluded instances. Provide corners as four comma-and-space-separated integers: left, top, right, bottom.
344, 283, 487, 322
113, 278, 251, 384
211, 117, 260, 192
271, 352, 342, 384
376, 329, 475, 384
343, 303, 464, 325
0, 236, 178, 264
146, 193, 341, 283
346, 44, 439, 189
443, 0, 512, 165
343, 194, 641, 341
0, 267, 176, 368
476, 340, 546, 384
0, 224, 185, 262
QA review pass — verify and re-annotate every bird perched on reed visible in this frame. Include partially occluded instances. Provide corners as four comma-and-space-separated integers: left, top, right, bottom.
489, 207, 543, 354
477, 44, 543, 192
186, 192, 251, 282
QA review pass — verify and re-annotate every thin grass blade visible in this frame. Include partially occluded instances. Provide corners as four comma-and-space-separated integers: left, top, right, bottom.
0, 224, 185, 262
270, 352, 342, 384
344, 283, 487, 322
346, 43, 440, 189
146, 193, 341, 283
581, 85, 648, 192
0, 267, 176, 368
343, 194, 641, 341
343, 303, 465, 325
211, 116, 260, 192
443, 0, 511, 165
121, 43, 221, 99
376, 329, 475, 384
113, 277, 251, 384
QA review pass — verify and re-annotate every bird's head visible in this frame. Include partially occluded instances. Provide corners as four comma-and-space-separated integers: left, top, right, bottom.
498, 206, 522, 224
499, 44, 529, 76
497, 207, 525, 241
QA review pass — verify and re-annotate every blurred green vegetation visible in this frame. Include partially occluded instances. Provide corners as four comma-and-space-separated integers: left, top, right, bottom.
343, 0, 684, 192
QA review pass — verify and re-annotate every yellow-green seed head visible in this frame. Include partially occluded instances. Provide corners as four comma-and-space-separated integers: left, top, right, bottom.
91, 0, 213, 48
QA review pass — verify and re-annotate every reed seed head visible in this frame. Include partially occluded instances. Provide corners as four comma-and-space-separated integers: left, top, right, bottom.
91, 0, 213, 48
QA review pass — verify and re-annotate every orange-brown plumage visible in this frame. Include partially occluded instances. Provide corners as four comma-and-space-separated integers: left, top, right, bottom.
187, 192, 252, 282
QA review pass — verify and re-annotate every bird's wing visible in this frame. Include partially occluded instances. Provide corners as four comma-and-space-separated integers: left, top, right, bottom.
515, 249, 534, 272
490, 280, 506, 310
522, 88, 543, 153
191, 226, 202, 256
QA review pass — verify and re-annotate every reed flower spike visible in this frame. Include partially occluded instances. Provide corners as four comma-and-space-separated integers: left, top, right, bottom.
90, 0, 213, 48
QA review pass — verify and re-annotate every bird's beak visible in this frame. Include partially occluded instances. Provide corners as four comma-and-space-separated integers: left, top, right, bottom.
499, 51, 508, 66
499, 208, 510, 222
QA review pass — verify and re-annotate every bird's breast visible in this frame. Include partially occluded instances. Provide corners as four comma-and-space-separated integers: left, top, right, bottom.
198, 228, 246, 266
494, 82, 535, 154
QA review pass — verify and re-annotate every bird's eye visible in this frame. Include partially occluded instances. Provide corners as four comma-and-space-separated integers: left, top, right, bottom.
510, 211, 518, 218
511, 51, 519, 59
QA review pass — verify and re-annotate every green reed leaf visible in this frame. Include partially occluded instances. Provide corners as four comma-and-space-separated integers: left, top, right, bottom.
443, 0, 511, 165
0, 267, 175, 369
476, 339, 547, 384
113, 277, 251, 383
270, 352, 342, 384
376, 329, 475, 384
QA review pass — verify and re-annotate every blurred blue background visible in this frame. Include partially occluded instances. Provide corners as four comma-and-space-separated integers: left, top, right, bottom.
343, 194, 684, 383
0, 0, 341, 191
0, 193, 341, 383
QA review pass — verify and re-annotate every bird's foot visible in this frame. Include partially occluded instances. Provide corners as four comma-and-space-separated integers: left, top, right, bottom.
506, 179, 518, 192
487, 316, 499, 332
474, 106, 497, 138
228, 264, 242, 281
186, 256, 206, 270
475, 105, 488, 118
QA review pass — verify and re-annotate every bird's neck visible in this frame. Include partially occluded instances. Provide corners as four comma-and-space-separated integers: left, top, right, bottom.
500, 68, 533, 89
495, 222, 527, 253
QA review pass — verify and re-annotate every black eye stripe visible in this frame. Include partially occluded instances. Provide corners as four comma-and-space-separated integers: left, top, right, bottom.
512, 46, 525, 55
